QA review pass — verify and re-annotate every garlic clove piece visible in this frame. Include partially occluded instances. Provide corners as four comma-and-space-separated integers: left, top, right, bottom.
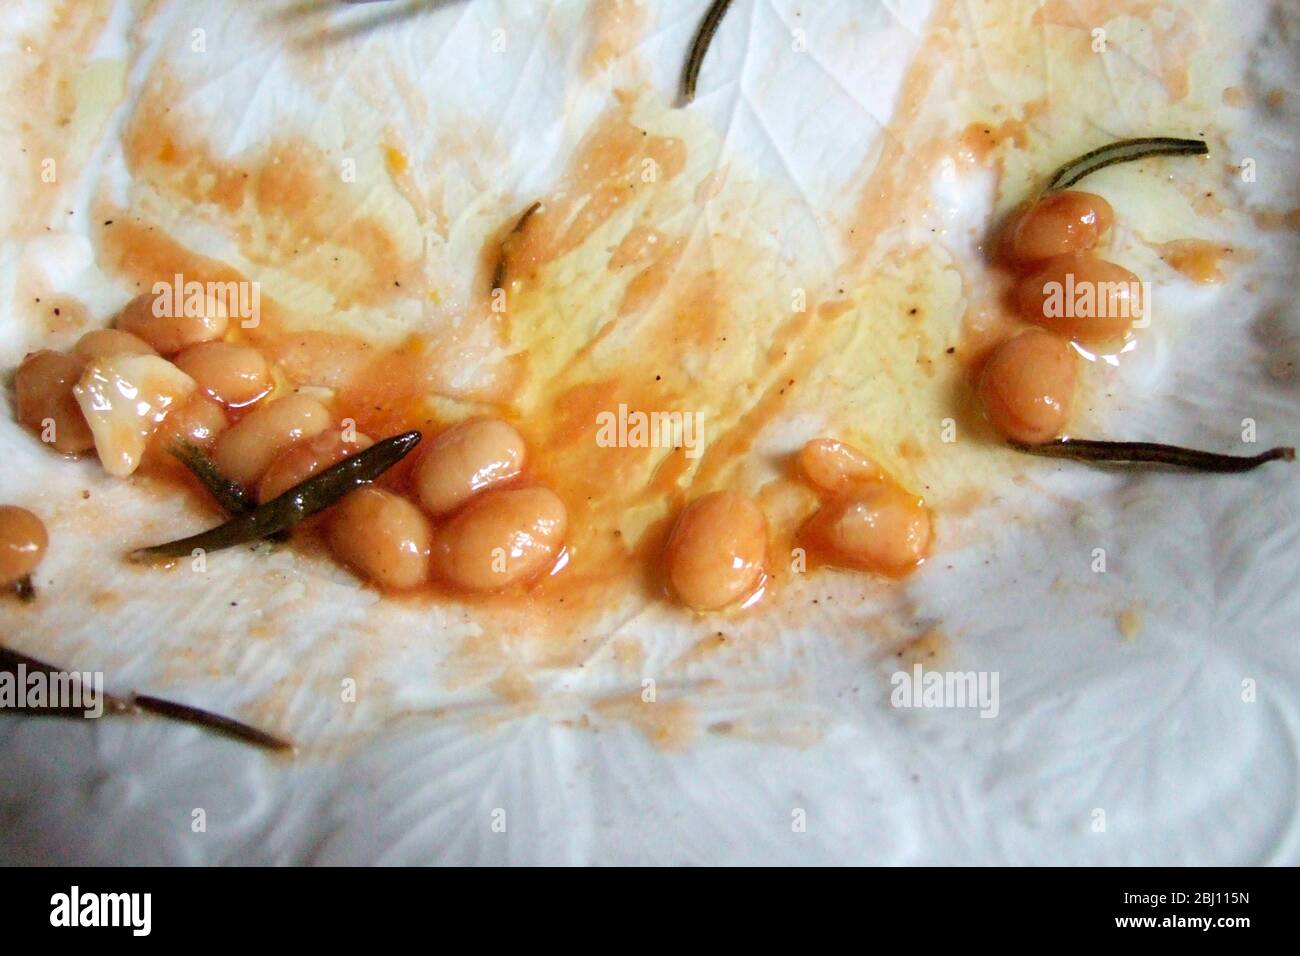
74, 354, 197, 477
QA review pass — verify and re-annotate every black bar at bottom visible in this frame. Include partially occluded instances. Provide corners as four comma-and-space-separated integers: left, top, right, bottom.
3, 867, 1280, 941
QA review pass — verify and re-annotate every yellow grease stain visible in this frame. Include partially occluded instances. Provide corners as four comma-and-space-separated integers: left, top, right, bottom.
58, 0, 1247, 702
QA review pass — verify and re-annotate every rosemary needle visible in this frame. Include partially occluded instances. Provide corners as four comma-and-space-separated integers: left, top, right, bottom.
132, 430, 422, 560
0, 647, 131, 716
1043, 136, 1208, 192
133, 695, 294, 752
1009, 438, 1295, 473
0, 646, 292, 752
491, 200, 541, 294
680, 0, 735, 105
170, 440, 255, 515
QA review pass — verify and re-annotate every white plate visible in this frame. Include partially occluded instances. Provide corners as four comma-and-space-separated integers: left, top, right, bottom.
1, 0, 1298, 865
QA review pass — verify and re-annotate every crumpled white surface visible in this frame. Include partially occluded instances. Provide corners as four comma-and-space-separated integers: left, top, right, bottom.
0, 0, 1298, 864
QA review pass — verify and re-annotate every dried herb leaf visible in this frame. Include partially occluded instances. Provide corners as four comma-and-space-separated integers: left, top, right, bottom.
1, 646, 291, 752
170, 440, 254, 515
1044, 137, 1208, 192
491, 200, 541, 294
133, 694, 294, 752
1009, 438, 1294, 473
680, 0, 734, 105
132, 430, 422, 560
0, 646, 131, 716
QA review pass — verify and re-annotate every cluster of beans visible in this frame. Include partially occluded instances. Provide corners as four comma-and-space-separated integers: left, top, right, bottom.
14, 294, 268, 459
978, 191, 1142, 443
7, 290, 570, 594
3, 291, 260, 590
7, 289, 939, 608
663, 438, 931, 612
334, 419, 567, 593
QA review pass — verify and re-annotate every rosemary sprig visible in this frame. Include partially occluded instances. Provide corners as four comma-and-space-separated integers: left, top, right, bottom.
1043, 137, 1208, 192
132, 430, 422, 560
1009, 438, 1294, 473
680, 0, 735, 105
170, 440, 255, 515
491, 200, 541, 294
0, 646, 292, 752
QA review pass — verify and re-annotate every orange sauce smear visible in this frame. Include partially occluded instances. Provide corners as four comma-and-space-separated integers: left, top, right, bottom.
83, 86, 797, 665
18, 0, 1236, 679
1155, 240, 1238, 284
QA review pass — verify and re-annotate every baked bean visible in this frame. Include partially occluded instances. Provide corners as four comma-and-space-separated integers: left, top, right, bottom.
210, 394, 331, 486
13, 350, 94, 454
413, 418, 526, 516
74, 354, 198, 476
0, 506, 47, 588
1010, 191, 1114, 263
431, 486, 567, 592
148, 394, 228, 461
1013, 253, 1143, 343
798, 438, 881, 494
979, 329, 1078, 444
175, 341, 272, 408
258, 429, 373, 502
806, 484, 932, 576
73, 328, 156, 362
664, 490, 767, 611
116, 290, 228, 355
328, 487, 431, 590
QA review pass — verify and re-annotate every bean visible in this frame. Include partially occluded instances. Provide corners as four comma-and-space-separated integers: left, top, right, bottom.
412, 418, 527, 516
13, 350, 94, 454
979, 329, 1079, 444
805, 484, 931, 576
798, 438, 881, 494
664, 490, 767, 611
149, 394, 229, 460
175, 341, 272, 409
431, 486, 567, 592
117, 290, 228, 355
1013, 253, 1143, 343
73, 328, 157, 362
211, 394, 331, 486
258, 429, 374, 502
1009, 191, 1113, 263
328, 487, 432, 590
0, 506, 47, 588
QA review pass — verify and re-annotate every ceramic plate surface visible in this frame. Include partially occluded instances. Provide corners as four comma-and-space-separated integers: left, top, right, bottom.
1, 0, 1297, 865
